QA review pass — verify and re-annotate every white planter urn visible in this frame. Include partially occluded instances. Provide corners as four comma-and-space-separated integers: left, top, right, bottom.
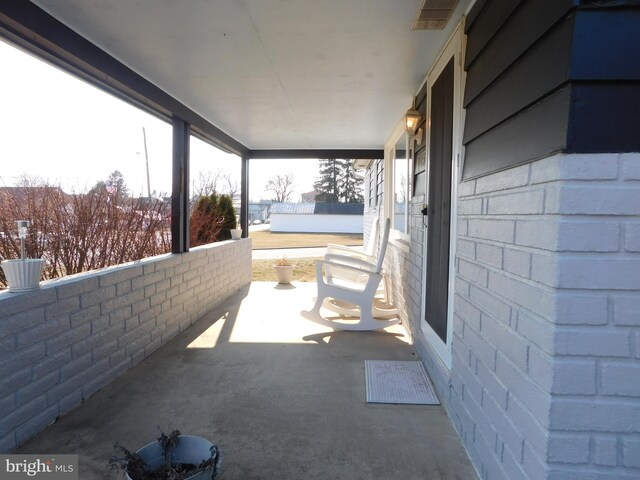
1, 258, 45, 293
274, 264, 294, 284
230, 228, 242, 240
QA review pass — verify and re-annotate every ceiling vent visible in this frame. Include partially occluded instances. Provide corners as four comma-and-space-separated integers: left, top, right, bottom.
411, 0, 460, 30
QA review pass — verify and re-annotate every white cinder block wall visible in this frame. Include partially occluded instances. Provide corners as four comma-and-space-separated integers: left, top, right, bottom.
378, 196, 428, 343
452, 160, 554, 480
0, 239, 252, 453
541, 153, 640, 480
448, 153, 640, 480
369, 152, 640, 480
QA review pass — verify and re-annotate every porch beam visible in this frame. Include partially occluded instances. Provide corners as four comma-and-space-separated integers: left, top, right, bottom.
249, 149, 384, 159
171, 118, 190, 254
0, 0, 249, 157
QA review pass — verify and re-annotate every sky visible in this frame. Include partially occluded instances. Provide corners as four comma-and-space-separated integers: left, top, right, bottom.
0, 39, 318, 202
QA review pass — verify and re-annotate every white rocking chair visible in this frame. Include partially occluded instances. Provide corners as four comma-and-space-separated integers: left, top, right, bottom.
301, 218, 401, 331
325, 216, 397, 319
326, 216, 380, 258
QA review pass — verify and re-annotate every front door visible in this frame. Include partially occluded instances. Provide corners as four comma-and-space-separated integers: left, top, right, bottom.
424, 58, 454, 343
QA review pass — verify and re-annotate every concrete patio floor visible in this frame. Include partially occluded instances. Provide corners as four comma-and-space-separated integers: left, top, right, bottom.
16, 282, 478, 480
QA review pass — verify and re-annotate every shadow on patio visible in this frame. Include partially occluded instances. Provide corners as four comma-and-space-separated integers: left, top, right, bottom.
16, 282, 477, 480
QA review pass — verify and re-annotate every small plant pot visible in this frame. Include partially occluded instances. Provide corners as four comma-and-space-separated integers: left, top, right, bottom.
274, 264, 294, 284
1, 258, 44, 293
230, 228, 242, 240
126, 435, 219, 480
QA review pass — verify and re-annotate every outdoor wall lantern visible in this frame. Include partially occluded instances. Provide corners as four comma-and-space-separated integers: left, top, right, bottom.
404, 105, 423, 145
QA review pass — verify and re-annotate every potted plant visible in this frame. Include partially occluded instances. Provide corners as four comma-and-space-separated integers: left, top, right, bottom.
110, 430, 221, 480
274, 256, 294, 284
1, 220, 45, 293
230, 221, 242, 240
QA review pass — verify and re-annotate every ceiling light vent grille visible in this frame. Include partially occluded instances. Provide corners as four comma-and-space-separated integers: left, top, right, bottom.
411, 0, 460, 30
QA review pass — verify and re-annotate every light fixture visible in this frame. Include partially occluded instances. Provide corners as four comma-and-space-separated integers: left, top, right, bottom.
404, 104, 423, 145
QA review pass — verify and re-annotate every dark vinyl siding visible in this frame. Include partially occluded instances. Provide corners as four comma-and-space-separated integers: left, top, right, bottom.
463, 87, 571, 179
568, 82, 640, 153
463, 17, 574, 144
464, 0, 523, 69
462, 0, 640, 180
570, 8, 640, 80
464, 0, 577, 106
566, 8, 640, 153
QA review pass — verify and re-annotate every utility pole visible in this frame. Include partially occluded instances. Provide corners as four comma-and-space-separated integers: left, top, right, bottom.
142, 126, 151, 198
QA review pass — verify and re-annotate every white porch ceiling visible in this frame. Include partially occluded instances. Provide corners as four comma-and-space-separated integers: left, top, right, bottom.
32, 0, 469, 150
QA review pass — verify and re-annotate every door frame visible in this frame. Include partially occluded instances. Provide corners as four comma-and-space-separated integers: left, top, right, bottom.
420, 21, 466, 370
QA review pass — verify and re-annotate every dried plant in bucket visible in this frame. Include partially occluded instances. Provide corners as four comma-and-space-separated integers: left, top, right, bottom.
110, 430, 221, 480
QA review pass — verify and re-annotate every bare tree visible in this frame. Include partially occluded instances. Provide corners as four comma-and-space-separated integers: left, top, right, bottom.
222, 173, 240, 200
0, 175, 171, 288
265, 173, 295, 203
191, 170, 224, 199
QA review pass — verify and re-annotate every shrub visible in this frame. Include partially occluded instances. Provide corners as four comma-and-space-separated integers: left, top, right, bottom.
189, 193, 224, 247
217, 194, 237, 241
189, 193, 237, 246
0, 175, 171, 288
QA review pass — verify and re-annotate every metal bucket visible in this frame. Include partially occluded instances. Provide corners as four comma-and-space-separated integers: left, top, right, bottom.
125, 435, 219, 480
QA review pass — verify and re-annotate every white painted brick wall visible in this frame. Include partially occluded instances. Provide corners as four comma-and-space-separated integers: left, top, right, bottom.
0, 238, 251, 452
365, 189, 427, 341
450, 153, 640, 480
545, 154, 640, 479
367, 154, 640, 480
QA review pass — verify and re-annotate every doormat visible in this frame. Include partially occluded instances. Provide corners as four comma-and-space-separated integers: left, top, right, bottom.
365, 360, 439, 405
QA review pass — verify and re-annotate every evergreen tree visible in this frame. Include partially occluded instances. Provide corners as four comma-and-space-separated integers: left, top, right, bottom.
338, 159, 364, 203
217, 194, 237, 240
314, 159, 340, 203
314, 159, 363, 203
105, 170, 129, 198
189, 192, 225, 246
90, 170, 129, 202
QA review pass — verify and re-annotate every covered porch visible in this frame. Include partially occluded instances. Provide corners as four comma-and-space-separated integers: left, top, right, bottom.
15, 281, 476, 479
2, 1, 639, 479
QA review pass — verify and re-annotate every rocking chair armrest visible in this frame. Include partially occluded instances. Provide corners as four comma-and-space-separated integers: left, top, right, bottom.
317, 259, 379, 278
322, 254, 377, 272
326, 243, 363, 255
316, 259, 382, 291
326, 244, 374, 263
